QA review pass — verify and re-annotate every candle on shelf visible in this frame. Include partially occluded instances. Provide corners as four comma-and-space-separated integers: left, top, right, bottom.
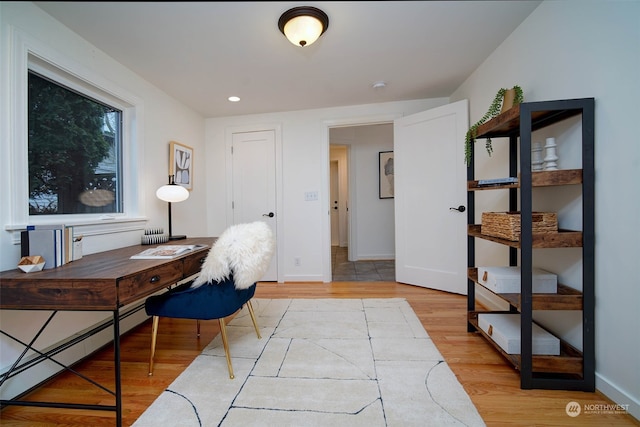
543, 137, 559, 170
532, 141, 544, 171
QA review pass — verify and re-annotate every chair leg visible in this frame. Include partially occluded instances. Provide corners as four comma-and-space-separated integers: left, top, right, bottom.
148, 316, 160, 376
196, 319, 200, 337
246, 300, 261, 339
218, 318, 234, 379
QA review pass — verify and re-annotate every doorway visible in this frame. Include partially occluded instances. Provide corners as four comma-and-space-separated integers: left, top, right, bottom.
329, 123, 396, 281
330, 246, 396, 281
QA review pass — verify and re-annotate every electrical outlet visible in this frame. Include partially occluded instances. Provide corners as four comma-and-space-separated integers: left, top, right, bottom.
294, 257, 301, 266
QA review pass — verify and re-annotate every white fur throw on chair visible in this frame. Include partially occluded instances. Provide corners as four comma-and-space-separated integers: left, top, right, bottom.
193, 221, 275, 290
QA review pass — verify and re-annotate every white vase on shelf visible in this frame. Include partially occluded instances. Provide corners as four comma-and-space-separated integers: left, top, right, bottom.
543, 137, 559, 170
532, 141, 544, 171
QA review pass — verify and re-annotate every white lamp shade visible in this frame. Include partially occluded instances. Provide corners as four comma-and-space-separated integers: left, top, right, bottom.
283, 15, 324, 47
156, 184, 189, 203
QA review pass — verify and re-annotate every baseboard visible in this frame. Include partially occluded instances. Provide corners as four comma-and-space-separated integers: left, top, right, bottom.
354, 254, 395, 261
596, 373, 639, 421
282, 274, 325, 282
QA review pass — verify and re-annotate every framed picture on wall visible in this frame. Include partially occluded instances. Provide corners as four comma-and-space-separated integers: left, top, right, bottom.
379, 151, 394, 199
169, 141, 193, 190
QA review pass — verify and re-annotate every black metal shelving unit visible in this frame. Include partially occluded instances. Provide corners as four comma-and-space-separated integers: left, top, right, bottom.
466, 98, 595, 391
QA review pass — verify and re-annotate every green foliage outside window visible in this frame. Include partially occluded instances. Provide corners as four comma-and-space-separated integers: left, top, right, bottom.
28, 72, 122, 215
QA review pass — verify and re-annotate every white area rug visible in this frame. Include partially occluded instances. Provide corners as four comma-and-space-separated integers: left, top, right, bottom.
133, 298, 485, 426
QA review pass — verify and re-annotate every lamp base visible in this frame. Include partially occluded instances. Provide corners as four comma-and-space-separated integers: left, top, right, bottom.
169, 235, 187, 240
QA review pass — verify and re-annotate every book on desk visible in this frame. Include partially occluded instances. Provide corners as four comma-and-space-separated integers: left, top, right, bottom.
20, 224, 76, 269
130, 244, 208, 259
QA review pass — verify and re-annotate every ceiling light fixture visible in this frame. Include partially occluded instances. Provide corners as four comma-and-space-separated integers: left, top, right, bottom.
228, 96, 240, 102
278, 6, 329, 47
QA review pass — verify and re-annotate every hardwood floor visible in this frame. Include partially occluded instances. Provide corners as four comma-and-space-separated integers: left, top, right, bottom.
1, 281, 637, 426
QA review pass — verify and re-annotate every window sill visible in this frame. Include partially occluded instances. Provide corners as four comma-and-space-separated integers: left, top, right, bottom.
5, 216, 148, 231
6, 217, 149, 245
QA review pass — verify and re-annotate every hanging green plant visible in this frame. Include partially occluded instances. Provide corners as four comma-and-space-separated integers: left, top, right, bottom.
464, 85, 523, 166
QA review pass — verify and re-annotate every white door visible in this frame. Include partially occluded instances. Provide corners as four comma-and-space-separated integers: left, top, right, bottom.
231, 130, 277, 281
330, 161, 339, 246
394, 100, 468, 294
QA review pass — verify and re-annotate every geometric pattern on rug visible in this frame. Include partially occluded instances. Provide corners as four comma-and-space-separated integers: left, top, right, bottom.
133, 298, 485, 426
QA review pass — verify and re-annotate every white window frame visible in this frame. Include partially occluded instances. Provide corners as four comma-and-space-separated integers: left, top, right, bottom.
4, 26, 145, 236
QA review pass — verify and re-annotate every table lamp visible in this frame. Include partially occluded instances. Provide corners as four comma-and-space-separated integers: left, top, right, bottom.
156, 175, 189, 240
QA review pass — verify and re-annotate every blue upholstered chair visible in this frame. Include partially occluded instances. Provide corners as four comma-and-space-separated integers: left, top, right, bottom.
145, 276, 261, 379
145, 221, 275, 379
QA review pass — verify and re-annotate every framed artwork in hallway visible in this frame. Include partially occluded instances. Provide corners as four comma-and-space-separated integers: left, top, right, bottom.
379, 151, 394, 199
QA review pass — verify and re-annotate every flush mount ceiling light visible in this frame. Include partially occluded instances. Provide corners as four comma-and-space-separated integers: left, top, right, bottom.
278, 6, 329, 47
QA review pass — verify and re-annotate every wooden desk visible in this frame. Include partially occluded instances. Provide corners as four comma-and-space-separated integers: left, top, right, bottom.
0, 237, 214, 426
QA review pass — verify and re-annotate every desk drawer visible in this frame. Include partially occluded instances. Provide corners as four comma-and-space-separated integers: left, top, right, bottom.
183, 250, 208, 277
118, 261, 183, 306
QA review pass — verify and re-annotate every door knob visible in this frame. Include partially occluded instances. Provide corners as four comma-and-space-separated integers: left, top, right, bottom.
262, 212, 275, 217
449, 205, 466, 213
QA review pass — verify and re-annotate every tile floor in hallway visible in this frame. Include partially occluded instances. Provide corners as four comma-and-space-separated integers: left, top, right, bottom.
331, 246, 395, 281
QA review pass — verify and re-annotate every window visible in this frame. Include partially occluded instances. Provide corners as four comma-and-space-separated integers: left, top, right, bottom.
28, 71, 123, 215
6, 30, 143, 233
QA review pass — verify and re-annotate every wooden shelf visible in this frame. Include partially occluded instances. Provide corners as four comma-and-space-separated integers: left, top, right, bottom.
475, 103, 584, 140
468, 224, 582, 248
532, 169, 583, 187
468, 169, 583, 191
467, 98, 595, 391
468, 311, 584, 375
468, 268, 583, 310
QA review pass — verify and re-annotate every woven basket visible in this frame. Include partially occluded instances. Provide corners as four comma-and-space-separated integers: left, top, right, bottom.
481, 211, 558, 241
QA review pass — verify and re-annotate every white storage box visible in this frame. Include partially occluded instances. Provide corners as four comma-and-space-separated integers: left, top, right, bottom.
477, 266, 557, 293
478, 313, 560, 355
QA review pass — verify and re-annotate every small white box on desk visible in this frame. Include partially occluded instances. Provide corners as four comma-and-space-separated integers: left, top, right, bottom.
477, 266, 557, 293
73, 240, 83, 261
478, 313, 560, 355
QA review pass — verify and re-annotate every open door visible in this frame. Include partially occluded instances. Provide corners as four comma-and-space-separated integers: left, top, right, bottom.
394, 100, 468, 294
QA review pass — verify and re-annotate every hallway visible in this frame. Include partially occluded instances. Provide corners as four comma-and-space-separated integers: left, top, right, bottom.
331, 246, 395, 281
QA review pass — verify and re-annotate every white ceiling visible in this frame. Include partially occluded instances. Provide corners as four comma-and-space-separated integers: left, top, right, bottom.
34, 1, 541, 118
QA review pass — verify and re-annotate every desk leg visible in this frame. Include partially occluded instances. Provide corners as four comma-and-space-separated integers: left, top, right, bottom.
113, 310, 122, 427
1, 308, 128, 426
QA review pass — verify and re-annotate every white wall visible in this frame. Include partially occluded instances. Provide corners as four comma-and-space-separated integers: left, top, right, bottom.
0, 2, 206, 398
204, 99, 448, 282
331, 123, 396, 260
451, 0, 640, 418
